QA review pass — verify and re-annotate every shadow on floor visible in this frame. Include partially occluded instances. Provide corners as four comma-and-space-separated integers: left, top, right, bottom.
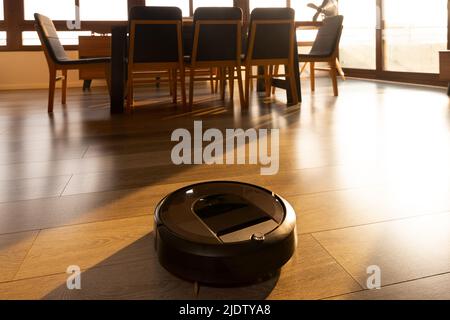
43, 233, 279, 300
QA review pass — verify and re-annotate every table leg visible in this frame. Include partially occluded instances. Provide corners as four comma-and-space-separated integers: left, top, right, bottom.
82, 80, 92, 91
110, 26, 127, 114
257, 37, 302, 105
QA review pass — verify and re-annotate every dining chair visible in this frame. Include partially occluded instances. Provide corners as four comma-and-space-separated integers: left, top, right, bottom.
183, 24, 218, 94
127, 6, 186, 110
186, 7, 245, 109
299, 15, 344, 96
243, 8, 298, 108
34, 13, 111, 113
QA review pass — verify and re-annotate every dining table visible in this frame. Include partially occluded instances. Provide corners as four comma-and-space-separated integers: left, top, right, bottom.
109, 21, 319, 114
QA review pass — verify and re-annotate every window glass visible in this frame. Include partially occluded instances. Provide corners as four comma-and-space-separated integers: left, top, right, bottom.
291, 0, 319, 51
80, 0, 128, 21
290, 0, 317, 21
0, 31, 6, 46
24, 0, 75, 21
22, 31, 92, 46
339, 0, 377, 69
383, 0, 447, 73
193, 0, 233, 12
250, 0, 287, 13
145, 0, 190, 17
0, 0, 4, 20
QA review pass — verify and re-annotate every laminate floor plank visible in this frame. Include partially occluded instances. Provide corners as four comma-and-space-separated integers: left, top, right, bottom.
0, 231, 39, 282
313, 212, 450, 288
329, 272, 450, 300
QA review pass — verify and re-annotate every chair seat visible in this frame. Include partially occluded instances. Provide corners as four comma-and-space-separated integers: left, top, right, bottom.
184, 55, 245, 65
57, 57, 111, 66
299, 53, 332, 60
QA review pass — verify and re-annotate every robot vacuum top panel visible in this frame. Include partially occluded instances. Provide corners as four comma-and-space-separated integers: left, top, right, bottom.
156, 181, 287, 244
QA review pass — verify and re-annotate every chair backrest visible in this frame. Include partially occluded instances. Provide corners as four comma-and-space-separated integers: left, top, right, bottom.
309, 15, 344, 57
34, 13, 69, 64
246, 8, 295, 61
191, 7, 242, 63
182, 24, 194, 57
128, 6, 183, 64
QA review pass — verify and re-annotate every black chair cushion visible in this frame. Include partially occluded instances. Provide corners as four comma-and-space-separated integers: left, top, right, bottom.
60, 57, 111, 66
34, 13, 70, 64
34, 13, 110, 66
128, 6, 182, 63
188, 7, 242, 63
246, 8, 295, 60
303, 15, 344, 58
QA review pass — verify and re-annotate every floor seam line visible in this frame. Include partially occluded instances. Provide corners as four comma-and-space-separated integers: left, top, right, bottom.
310, 233, 365, 290
0, 213, 154, 237
59, 174, 73, 197
300, 209, 450, 236
11, 230, 41, 282
322, 270, 450, 300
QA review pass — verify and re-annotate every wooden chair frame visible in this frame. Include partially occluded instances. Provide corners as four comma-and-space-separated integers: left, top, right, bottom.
299, 25, 343, 97
243, 19, 299, 108
187, 20, 245, 109
36, 27, 111, 114
127, 20, 186, 110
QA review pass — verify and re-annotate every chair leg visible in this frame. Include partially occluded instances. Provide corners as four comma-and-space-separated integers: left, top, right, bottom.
172, 69, 178, 104
214, 68, 219, 93
300, 62, 308, 74
61, 70, 67, 105
48, 68, 57, 113
228, 66, 235, 100
244, 65, 251, 108
220, 68, 226, 101
236, 66, 245, 107
126, 73, 134, 111
209, 68, 215, 94
271, 65, 279, 95
189, 67, 195, 110
329, 61, 339, 97
263, 66, 270, 98
336, 58, 346, 80
179, 67, 187, 108
249, 66, 254, 91
104, 63, 112, 95
288, 64, 299, 105
310, 62, 315, 92
168, 69, 173, 97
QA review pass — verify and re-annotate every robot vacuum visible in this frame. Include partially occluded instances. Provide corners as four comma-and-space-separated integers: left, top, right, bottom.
154, 181, 297, 285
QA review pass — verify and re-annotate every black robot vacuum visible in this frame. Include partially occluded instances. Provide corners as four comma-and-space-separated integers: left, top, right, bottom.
154, 181, 297, 285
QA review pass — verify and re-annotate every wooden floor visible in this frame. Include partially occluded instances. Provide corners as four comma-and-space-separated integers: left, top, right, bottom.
0, 78, 449, 300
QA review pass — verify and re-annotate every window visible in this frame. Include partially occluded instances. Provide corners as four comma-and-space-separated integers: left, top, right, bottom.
383, 0, 447, 73
291, 0, 317, 21
22, 31, 92, 46
291, 0, 319, 52
339, 0, 377, 69
80, 0, 128, 21
250, 0, 287, 13
24, 0, 75, 21
0, 31, 5, 46
145, 0, 190, 17
0, 0, 4, 20
193, 0, 233, 12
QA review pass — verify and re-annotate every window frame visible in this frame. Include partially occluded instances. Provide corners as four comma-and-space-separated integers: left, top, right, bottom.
0, 0, 449, 87
0, 0, 142, 51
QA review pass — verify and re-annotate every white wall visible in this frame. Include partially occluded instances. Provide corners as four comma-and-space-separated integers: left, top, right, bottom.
0, 51, 106, 91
